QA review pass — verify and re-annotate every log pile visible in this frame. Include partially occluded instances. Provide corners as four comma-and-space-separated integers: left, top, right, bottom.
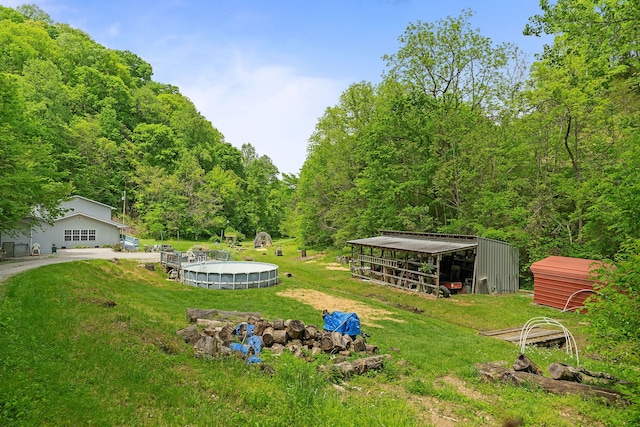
176, 308, 380, 362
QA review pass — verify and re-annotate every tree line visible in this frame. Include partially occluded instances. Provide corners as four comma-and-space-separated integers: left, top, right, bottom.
299, 5, 640, 271
2, 2, 639, 266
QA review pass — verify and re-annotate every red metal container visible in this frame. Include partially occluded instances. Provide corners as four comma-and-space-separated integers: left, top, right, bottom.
530, 256, 601, 312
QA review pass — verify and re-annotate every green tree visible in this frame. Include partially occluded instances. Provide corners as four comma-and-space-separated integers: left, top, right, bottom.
241, 143, 282, 236
585, 241, 640, 422
0, 73, 70, 232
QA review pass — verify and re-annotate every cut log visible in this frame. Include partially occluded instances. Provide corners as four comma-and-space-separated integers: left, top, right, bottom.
218, 324, 235, 344
262, 327, 275, 347
476, 363, 627, 404
286, 320, 306, 340
304, 324, 319, 340
577, 366, 621, 382
343, 334, 353, 350
273, 318, 285, 330
319, 332, 333, 352
352, 337, 366, 352
317, 355, 391, 378
196, 319, 229, 328
186, 308, 261, 323
176, 325, 200, 344
194, 335, 217, 356
331, 332, 346, 352
272, 329, 287, 345
513, 353, 543, 375
202, 327, 221, 337
548, 362, 582, 383
253, 320, 271, 337
269, 343, 285, 354
365, 344, 379, 354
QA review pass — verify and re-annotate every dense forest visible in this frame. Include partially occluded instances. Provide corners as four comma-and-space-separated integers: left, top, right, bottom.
2, 2, 639, 268
0, 4, 291, 242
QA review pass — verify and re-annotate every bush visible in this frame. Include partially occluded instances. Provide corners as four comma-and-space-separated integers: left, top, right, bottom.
585, 240, 640, 423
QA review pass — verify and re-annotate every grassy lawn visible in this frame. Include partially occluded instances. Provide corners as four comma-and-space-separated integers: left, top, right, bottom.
0, 239, 631, 426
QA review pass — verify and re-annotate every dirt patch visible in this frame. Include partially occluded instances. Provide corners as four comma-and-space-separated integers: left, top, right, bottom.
293, 253, 325, 262
276, 288, 404, 327
375, 382, 484, 427
324, 262, 350, 271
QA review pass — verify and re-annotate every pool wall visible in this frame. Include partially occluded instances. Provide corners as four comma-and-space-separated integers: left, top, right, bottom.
181, 261, 279, 290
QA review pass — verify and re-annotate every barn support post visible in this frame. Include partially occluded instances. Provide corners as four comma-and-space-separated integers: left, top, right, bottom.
471, 249, 478, 294
436, 254, 442, 298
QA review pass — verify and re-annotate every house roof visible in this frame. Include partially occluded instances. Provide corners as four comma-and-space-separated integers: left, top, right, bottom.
69, 195, 116, 210
56, 212, 124, 228
347, 235, 477, 256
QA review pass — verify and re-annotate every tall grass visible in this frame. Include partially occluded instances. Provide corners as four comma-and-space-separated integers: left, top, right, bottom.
0, 241, 632, 426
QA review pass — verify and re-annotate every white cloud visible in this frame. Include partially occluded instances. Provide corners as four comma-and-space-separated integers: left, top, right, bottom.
106, 22, 120, 37
176, 51, 346, 175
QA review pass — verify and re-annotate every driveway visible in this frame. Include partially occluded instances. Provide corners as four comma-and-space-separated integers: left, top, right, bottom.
0, 248, 160, 284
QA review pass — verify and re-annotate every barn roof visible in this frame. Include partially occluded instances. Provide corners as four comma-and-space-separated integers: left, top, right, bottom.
347, 235, 477, 256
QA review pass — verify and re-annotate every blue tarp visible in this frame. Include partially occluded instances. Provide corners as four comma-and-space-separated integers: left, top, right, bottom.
322, 311, 361, 336
230, 324, 262, 363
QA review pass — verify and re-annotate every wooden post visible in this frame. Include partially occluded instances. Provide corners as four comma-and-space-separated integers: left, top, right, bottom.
471, 248, 478, 294
435, 254, 441, 298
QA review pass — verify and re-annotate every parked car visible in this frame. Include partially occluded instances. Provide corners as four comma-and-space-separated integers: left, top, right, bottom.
120, 235, 139, 251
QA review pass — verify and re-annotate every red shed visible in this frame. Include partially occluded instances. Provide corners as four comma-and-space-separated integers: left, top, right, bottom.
530, 256, 601, 312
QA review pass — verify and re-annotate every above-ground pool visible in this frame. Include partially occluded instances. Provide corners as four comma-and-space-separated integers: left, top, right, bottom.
181, 261, 279, 290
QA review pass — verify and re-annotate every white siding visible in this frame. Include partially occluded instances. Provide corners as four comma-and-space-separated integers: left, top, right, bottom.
61, 196, 114, 222
1, 196, 122, 256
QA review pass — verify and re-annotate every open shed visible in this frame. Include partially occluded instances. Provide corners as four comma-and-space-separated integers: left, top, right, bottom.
530, 256, 601, 312
347, 230, 519, 296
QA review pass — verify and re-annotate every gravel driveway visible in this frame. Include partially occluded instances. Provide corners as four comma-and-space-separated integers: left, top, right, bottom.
0, 248, 160, 284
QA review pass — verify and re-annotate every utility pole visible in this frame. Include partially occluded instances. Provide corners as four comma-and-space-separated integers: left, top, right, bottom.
122, 190, 126, 238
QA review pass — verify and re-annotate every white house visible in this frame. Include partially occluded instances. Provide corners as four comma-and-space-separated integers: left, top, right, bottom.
1, 196, 125, 256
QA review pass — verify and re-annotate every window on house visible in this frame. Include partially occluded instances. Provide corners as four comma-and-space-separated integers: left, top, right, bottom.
64, 229, 98, 242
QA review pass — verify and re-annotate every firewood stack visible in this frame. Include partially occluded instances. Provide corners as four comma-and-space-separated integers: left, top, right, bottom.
176, 309, 378, 360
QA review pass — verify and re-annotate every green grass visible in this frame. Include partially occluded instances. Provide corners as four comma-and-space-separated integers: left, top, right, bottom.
0, 240, 633, 426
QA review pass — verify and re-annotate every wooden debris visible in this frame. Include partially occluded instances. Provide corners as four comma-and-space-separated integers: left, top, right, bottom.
548, 362, 582, 383
513, 353, 543, 375
196, 319, 230, 328
262, 327, 275, 347
286, 319, 306, 340
317, 355, 391, 378
186, 308, 261, 323
477, 362, 627, 404
180, 309, 377, 371
578, 366, 622, 382
176, 325, 200, 344
272, 318, 285, 330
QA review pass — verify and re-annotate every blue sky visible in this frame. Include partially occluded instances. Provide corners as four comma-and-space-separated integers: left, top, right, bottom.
3, 1, 551, 175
